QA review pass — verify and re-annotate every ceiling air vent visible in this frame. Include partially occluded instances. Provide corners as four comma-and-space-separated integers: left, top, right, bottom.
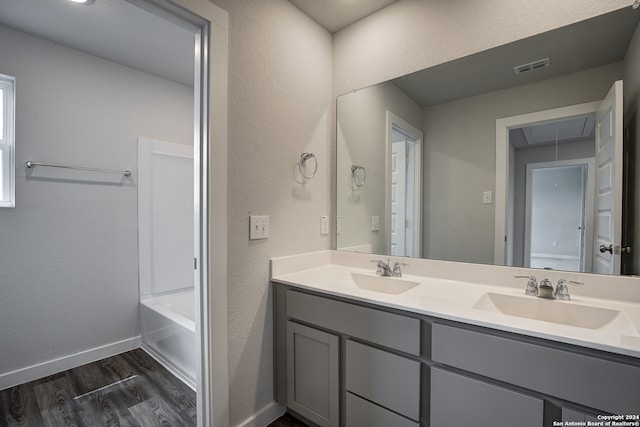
513, 58, 551, 75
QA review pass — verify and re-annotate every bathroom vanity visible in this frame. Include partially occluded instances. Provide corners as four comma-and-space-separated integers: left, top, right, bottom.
271, 251, 640, 427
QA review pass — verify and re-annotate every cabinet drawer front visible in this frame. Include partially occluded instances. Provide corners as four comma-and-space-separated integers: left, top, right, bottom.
431, 367, 543, 427
346, 340, 420, 420
287, 290, 420, 355
432, 323, 640, 415
346, 392, 419, 427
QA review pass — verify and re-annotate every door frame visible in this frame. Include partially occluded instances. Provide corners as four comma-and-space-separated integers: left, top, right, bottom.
386, 111, 423, 258
524, 159, 595, 272
494, 101, 600, 265
130, 1, 229, 426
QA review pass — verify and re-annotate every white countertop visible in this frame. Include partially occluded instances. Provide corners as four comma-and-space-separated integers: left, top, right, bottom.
271, 251, 640, 359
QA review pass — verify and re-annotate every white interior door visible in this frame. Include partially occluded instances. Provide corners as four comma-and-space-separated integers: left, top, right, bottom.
525, 163, 587, 272
593, 81, 623, 275
391, 141, 407, 256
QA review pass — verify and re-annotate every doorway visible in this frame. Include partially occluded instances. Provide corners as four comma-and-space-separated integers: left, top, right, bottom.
495, 82, 623, 274
524, 161, 593, 272
387, 111, 423, 257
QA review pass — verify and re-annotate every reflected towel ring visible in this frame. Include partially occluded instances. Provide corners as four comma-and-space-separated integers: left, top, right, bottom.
351, 164, 366, 187
299, 152, 317, 179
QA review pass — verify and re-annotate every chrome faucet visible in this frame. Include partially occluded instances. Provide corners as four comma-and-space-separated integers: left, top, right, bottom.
515, 275, 539, 296
537, 278, 555, 299
516, 275, 584, 300
371, 259, 393, 276
391, 261, 408, 277
555, 279, 584, 301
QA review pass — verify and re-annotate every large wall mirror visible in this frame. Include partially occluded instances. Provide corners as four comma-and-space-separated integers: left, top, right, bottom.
336, 7, 640, 276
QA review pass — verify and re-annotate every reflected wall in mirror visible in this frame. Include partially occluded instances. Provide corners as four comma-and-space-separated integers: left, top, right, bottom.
336, 7, 640, 275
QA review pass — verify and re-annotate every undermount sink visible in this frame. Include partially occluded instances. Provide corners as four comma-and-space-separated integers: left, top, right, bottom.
472, 292, 627, 330
349, 273, 419, 295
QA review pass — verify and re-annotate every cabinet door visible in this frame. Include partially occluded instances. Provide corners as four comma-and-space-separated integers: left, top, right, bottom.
431, 367, 543, 427
287, 321, 339, 427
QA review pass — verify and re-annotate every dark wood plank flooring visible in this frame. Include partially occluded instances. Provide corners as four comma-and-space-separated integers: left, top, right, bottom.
267, 412, 309, 427
0, 349, 196, 427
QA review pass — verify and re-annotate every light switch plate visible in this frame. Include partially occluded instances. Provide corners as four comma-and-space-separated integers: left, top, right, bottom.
249, 215, 269, 240
336, 216, 342, 234
321, 215, 329, 235
371, 215, 380, 231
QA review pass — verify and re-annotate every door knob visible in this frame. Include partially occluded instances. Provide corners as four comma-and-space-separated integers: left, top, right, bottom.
599, 244, 613, 254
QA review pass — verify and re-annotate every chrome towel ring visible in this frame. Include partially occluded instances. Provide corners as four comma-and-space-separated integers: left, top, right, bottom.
299, 152, 317, 179
351, 164, 366, 187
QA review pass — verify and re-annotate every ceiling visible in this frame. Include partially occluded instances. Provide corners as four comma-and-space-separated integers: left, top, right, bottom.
0, 0, 195, 86
288, 0, 400, 33
392, 7, 640, 107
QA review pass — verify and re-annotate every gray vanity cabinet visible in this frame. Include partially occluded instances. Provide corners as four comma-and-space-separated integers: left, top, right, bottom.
274, 283, 640, 427
286, 321, 339, 427
345, 339, 420, 425
430, 367, 543, 427
277, 287, 422, 426
431, 323, 640, 416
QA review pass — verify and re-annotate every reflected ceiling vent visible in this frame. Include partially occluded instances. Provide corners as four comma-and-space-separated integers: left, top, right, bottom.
513, 58, 551, 75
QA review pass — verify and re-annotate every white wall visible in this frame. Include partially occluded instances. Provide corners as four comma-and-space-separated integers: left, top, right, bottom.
0, 24, 193, 382
208, 0, 333, 425
623, 19, 640, 275
337, 81, 422, 254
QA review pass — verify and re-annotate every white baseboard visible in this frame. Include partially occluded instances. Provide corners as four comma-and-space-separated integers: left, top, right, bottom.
237, 401, 285, 427
0, 336, 141, 391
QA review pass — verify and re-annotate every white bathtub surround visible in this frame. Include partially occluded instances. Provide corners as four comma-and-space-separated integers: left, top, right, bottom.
140, 289, 196, 390
137, 138, 194, 298
271, 250, 640, 359
137, 138, 196, 389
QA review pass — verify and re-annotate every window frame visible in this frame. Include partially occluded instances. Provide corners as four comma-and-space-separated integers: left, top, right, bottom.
0, 73, 15, 208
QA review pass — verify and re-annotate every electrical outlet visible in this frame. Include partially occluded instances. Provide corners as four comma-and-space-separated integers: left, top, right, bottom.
482, 191, 493, 204
371, 215, 380, 231
249, 215, 269, 240
321, 215, 329, 235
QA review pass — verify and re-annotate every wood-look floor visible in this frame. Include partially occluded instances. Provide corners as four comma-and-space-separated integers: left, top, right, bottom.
0, 349, 196, 427
267, 412, 309, 427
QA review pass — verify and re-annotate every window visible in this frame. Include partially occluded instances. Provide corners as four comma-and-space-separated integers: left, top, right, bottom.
0, 73, 15, 208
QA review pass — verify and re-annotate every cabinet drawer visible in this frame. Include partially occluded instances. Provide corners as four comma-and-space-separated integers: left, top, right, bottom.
346, 340, 420, 420
432, 323, 640, 415
431, 367, 543, 427
287, 290, 420, 355
346, 392, 419, 427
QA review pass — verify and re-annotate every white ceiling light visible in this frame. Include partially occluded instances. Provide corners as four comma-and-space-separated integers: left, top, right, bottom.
68, 0, 94, 4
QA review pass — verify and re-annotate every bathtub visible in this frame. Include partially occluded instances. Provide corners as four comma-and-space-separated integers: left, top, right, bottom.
140, 288, 195, 389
